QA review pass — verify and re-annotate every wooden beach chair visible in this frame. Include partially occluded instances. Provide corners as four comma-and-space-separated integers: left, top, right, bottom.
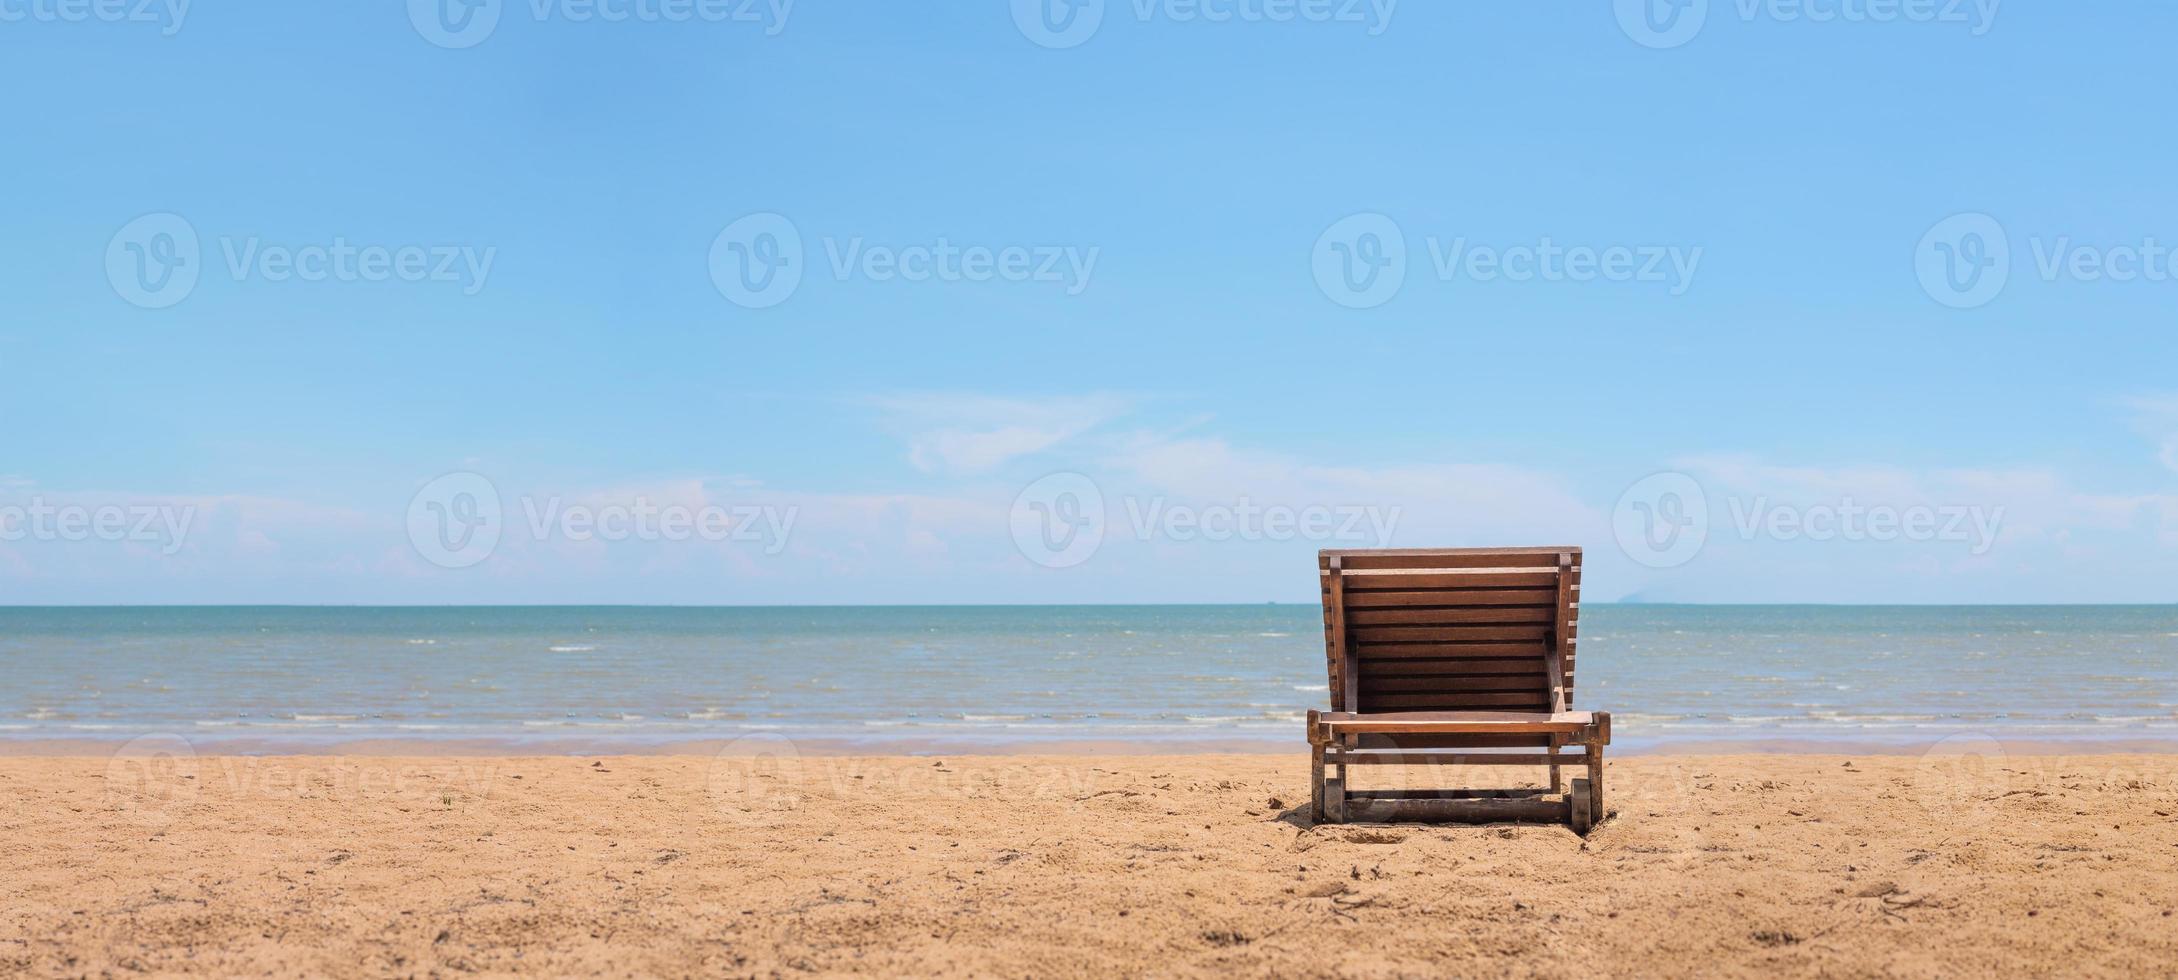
1308, 547, 1610, 830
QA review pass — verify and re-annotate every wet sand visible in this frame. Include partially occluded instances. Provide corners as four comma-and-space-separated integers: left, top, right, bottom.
4, 751, 2177, 976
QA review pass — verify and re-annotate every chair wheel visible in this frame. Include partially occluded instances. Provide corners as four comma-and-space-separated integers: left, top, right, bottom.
1569, 778, 1593, 833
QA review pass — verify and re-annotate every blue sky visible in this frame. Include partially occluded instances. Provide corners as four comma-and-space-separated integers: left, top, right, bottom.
3, 1, 2175, 604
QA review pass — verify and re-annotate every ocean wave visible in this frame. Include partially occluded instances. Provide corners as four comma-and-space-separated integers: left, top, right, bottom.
548, 645, 596, 653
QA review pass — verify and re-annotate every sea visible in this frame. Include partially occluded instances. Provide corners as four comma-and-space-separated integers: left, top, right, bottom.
3, 605, 2175, 749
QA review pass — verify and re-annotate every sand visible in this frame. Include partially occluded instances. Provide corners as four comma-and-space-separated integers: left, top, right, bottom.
4, 749, 2177, 977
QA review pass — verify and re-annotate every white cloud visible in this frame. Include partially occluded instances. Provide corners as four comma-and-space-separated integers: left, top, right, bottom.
868, 392, 1132, 474
2124, 393, 2178, 475
11, 394, 2178, 604
1623, 455, 2178, 602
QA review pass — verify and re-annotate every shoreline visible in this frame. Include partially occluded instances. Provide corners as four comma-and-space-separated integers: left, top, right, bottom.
8, 731, 2178, 757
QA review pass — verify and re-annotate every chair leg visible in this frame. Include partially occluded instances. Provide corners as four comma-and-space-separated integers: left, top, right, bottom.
1326, 736, 1355, 823
1594, 727, 1611, 818
1310, 742, 1326, 823
1548, 734, 1562, 794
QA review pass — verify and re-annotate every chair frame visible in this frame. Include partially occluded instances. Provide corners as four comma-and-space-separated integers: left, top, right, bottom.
1306, 547, 1610, 829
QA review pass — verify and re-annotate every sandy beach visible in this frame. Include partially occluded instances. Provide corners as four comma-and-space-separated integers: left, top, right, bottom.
5, 749, 2177, 977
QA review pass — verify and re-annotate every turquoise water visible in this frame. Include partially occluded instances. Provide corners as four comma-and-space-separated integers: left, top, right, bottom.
3, 606, 2176, 745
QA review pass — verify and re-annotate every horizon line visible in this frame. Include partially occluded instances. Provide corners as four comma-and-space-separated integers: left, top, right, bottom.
2, 601, 2173, 610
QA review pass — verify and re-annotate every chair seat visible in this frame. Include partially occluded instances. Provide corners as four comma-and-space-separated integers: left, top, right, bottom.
1316, 710, 1596, 736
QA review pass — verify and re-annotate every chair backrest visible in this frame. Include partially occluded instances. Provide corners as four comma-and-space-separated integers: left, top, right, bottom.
1318, 547, 1580, 714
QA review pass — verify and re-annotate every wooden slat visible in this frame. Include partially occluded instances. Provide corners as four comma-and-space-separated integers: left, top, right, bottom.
1336, 568, 1559, 589
1320, 548, 1575, 570
1341, 796, 1567, 823
1335, 751, 1583, 766
1343, 788, 1550, 799
1348, 733, 1556, 750
1366, 692, 1549, 709
1329, 557, 1354, 713
1318, 710, 1594, 734
1338, 588, 1557, 608
1345, 606, 1554, 627
1351, 625, 1551, 644
1358, 657, 1543, 676
1362, 675, 1544, 693
1356, 642, 1548, 659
